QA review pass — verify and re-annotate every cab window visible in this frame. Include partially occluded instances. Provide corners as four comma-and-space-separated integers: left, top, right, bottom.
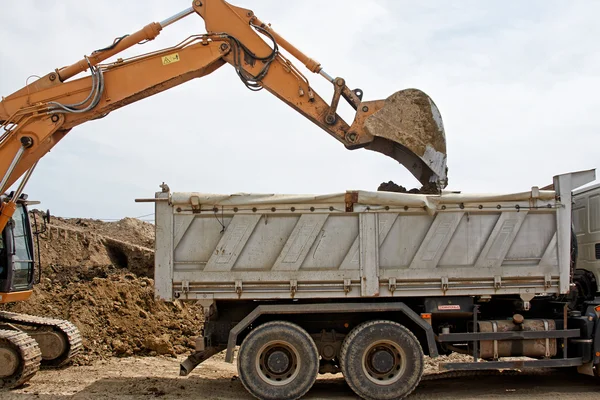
11, 204, 33, 290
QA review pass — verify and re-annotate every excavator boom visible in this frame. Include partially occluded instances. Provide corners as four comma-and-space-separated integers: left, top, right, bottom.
0, 0, 448, 234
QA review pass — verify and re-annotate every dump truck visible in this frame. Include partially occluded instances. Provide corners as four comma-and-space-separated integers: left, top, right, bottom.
145, 169, 600, 400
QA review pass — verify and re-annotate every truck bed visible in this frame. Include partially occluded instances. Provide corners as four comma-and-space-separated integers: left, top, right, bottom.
153, 173, 587, 302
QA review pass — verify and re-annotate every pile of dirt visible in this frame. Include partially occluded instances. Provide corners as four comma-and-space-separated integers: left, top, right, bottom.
378, 181, 440, 194
2, 212, 203, 364
34, 215, 155, 277
44, 215, 155, 249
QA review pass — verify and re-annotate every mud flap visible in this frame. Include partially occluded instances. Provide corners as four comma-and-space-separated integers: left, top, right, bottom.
578, 362, 594, 376
179, 346, 225, 376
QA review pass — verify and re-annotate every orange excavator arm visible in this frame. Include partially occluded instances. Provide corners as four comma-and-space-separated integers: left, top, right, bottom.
0, 0, 448, 232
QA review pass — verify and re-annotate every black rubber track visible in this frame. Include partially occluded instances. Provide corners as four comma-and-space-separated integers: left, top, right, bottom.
0, 311, 82, 367
0, 329, 41, 389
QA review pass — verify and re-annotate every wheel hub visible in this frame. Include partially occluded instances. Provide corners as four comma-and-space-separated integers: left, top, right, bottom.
257, 341, 300, 386
267, 350, 290, 374
0, 347, 19, 378
371, 348, 394, 374
362, 340, 406, 385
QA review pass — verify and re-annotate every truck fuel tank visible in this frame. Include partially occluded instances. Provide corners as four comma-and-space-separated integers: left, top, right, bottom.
474, 315, 557, 359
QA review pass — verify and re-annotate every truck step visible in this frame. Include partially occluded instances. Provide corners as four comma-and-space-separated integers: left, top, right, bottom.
440, 357, 583, 372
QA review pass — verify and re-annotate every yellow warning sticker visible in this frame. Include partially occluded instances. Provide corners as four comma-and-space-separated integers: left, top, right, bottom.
161, 53, 180, 65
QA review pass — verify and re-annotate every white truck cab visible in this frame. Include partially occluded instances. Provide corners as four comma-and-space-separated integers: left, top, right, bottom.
573, 183, 600, 297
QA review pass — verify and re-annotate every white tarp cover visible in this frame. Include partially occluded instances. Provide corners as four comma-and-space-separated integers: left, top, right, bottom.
170, 188, 556, 212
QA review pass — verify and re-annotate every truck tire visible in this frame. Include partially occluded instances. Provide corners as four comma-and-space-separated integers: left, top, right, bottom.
340, 320, 424, 400
237, 321, 318, 400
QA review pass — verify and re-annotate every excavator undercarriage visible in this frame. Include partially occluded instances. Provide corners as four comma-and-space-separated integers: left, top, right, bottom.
0, 312, 82, 367
0, 312, 83, 389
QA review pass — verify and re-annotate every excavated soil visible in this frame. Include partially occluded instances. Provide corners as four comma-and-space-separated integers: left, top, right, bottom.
35, 215, 155, 277
1, 213, 203, 364
378, 181, 439, 194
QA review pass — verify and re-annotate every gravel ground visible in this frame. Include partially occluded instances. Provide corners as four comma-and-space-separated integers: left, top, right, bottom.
4, 355, 600, 399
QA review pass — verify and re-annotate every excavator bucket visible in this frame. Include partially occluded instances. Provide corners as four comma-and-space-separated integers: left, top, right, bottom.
363, 89, 448, 190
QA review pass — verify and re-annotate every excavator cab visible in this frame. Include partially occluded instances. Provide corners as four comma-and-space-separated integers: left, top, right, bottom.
0, 194, 35, 298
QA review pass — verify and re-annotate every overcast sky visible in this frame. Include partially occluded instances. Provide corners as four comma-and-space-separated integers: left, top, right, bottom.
1, 0, 598, 220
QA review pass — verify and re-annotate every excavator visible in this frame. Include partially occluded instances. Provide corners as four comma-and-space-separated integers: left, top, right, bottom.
0, 0, 447, 388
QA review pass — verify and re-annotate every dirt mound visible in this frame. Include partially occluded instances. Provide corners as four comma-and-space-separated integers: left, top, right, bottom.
2, 213, 203, 364
6, 271, 202, 364
34, 212, 155, 277
44, 215, 154, 249
378, 181, 440, 194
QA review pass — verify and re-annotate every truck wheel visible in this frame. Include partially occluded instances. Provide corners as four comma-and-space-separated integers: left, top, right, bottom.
237, 321, 318, 400
340, 320, 424, 400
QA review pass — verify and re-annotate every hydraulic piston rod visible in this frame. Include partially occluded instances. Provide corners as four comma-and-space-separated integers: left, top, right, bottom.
0, 146, 26, 194
160, 7, 195, 28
